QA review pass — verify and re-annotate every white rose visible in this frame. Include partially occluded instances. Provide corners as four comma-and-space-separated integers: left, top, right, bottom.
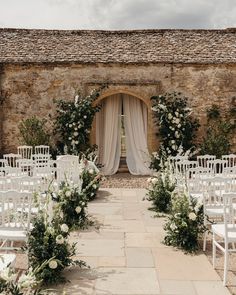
49, 260, 58, 269
65, 190, 71, 197
175, 118, 180, 124
73, 132, 78, 136
60, 224, 69, 233
151, 178, 158, 185
88, 168, 94, 174
74, 127, 78, 130
56, 235, 64, 244
171, 140, 175, 144
188, 212, 197, 221
69, 124, 72, 128
75, 206, 81, 214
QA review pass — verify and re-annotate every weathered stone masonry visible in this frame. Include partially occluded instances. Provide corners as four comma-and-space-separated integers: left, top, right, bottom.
0, 28, 236, 154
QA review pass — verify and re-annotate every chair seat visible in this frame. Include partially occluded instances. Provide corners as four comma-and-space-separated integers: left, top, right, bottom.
212, 223, 236, 241
0, 229, 27, 240
0, 254, 16, 271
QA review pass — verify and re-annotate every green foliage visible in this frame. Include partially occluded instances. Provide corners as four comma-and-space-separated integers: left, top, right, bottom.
27, 192, 86, 285
18, 116, 50, 147
150, 92, 200, 169
81, 167, 101, 201
164, 193, 205, 253
146, 159, 176, 213
54, 86, 106, 155
201, 104, 236, 158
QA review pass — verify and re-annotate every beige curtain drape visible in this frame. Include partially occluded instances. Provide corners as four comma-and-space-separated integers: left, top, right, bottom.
96, 94, 151, 175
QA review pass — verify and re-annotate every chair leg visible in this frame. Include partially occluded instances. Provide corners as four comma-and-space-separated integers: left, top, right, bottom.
213, 237, 216, 268
223, 247, 229, 286
203, 230, 207, 251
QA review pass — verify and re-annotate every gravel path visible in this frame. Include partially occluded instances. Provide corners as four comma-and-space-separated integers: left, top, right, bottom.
101, 172, 149, 188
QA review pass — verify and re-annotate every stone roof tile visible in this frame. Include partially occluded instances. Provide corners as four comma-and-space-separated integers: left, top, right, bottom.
0, 28, 236, 64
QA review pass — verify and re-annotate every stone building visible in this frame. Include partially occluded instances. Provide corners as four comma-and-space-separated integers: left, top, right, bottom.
0, 28, 236, 157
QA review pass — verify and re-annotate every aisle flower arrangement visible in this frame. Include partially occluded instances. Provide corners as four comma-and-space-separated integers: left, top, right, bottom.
27, 192, 86, 285
163, 191, 205, 253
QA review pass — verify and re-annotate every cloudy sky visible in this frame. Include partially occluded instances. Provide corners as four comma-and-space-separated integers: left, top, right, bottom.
0, 0, 236, 30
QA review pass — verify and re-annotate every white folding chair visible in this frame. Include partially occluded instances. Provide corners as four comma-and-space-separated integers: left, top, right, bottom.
17, 145, 33, 159
34, 145, 50, 155
202, 177, 233, 251
0, 191, 32, 250
197, 155, 216, 168
212, 193, 236, 286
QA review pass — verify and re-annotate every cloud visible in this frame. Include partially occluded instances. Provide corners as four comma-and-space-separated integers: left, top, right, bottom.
0, 0, 235, 29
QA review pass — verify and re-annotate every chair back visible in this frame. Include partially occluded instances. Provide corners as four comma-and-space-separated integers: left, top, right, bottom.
207, 159, 228, 175
222, 193, 236, 242
197, 155, 216, 168
3, 154, 22, 167
222, 154, 236, 168
0, 191, 32, 230
17, 146, 33, 159
34, 145, 50, 155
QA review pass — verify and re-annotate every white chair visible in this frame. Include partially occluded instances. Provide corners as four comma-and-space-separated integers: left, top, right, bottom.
212, 193, 236, 286
34, 145, 50, 155
197, 155, 216, 168
222, 154, 236, 168
3, 154, 22, 167
0, 160, 8, 176
202, 177, 233, 251
16, 159, 34, 176
0, 191, 32, 250
17, 145, 33, 159
17, 176, 42, 193
169, 155, 188, 172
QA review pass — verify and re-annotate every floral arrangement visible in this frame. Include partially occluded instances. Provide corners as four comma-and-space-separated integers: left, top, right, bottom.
51, 180, 91, 230
27, 193, 86, 285
81, 161, 102, 201
164, 191, 205, 253
54, 86, 106, 155
146, 157, 176, 213
150, 92, 199, 169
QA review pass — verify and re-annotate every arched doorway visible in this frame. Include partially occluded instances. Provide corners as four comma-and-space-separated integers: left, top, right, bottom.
94, 92, 151, 176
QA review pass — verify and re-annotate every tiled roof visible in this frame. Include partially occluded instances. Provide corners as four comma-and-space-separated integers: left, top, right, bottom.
0, 28, 236, 64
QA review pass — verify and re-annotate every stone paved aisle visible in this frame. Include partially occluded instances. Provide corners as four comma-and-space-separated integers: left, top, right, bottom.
57, 188, 231, 295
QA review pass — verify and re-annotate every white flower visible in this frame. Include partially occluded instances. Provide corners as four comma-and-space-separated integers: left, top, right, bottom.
69, 124, 72, 128
65, 190, 71, 197
170, 224, 177, 231
56, 235, 64, 244
171, 140, 175, 144
18, 273, 37, 289
167, 113, 173, 120
147, 177, 152, 183
78, 124, 82, 128
74, 95, 79, 105
73, 132, 78, 136
175, 118, 180, 124
60, 211, 64, 219
178, 124, 181, 128
88, 168, 94, 174
60, 224, 69, 233
151, 178, 158, 185
84, 115, 87, 119
0, 267, 16, 282
75, 206, 81, 214
49, 260, 58, 269
92, 184, 97, 189
47, 226, 55, 235
175, 111, 179, 117
81, 202, 85, 206
75, 141, 79, 144
188, 212, 197, 221
74, 127, 78, 130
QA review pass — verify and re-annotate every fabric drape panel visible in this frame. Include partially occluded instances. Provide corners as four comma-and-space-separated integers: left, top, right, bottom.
96, 94, 121, 175
123, 94, 151, 175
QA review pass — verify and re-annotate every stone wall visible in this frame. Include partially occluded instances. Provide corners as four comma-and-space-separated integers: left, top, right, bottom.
1, 62, 236, 154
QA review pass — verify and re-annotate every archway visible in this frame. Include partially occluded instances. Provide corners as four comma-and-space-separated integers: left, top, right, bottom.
93, 92, 151, 176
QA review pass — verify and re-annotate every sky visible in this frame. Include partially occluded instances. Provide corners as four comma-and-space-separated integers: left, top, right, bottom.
0, 0, 236, 30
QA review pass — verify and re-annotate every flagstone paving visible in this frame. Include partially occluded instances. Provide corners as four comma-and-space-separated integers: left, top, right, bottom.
57, 188, 231, 295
